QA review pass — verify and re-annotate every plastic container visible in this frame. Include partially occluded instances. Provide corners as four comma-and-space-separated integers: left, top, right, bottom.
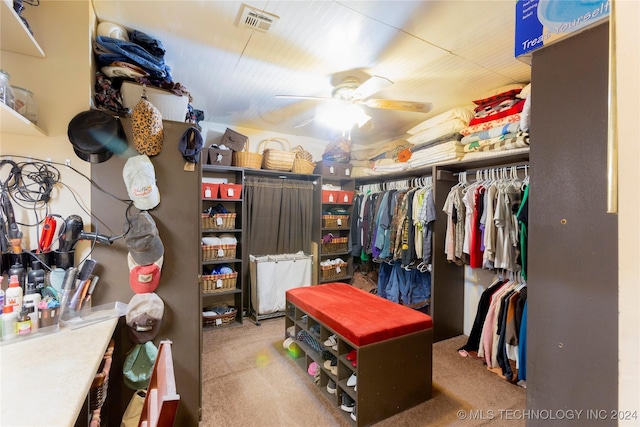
11, 85, 37, 124
0, 69, 15, 109
5, 275, 23, 313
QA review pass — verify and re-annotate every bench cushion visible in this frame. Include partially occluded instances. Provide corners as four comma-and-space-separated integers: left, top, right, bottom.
286, 282, 433, 347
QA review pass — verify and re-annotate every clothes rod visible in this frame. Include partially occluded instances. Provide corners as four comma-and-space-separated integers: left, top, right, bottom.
451, 163, 529, 176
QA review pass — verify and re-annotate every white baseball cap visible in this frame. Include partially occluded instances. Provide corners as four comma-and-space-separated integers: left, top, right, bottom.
123, 154, 160, 210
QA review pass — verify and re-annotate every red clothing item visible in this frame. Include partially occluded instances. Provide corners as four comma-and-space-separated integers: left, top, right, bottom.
469, 186, 485, 268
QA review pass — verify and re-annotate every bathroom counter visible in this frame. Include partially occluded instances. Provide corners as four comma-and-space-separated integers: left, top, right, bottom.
0, 317, 118, 427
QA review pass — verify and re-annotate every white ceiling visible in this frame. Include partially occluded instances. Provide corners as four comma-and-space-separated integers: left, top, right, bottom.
92, 0, 531, 145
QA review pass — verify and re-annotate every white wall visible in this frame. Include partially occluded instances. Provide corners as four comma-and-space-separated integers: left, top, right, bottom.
0, 1, 95, 259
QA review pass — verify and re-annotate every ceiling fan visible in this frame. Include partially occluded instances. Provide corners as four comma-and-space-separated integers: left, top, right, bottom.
276, 75, 432, 128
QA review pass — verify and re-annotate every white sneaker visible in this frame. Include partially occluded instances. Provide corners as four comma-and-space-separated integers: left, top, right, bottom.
323, 334, 337, 349
347, 373, 357, 387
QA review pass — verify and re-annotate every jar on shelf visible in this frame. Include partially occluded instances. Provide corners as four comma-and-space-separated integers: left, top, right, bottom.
11, 86, 37, 124
0, 69, 15, 109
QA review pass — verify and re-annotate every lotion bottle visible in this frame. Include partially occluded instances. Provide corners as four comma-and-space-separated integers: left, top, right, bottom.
5, 275, 23, 312
23, 283, 41, 331
2, 305, 17, 340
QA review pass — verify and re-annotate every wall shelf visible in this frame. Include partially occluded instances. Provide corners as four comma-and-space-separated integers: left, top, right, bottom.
1, 0, 45, 58
0, 102, 46, 136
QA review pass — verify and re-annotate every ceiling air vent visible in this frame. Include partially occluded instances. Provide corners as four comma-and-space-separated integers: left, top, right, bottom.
237, 4, 279, 33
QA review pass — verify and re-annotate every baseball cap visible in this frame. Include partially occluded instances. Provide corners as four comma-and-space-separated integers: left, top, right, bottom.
124, 211, 164, 265
123, 154, 160, 211
127, 252, 164, 294
123, 341, 158, 390
178, 126, 204, 163
126, 292, 165, 344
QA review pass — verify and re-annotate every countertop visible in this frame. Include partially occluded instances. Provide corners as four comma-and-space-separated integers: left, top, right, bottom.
0, 317, 118, 427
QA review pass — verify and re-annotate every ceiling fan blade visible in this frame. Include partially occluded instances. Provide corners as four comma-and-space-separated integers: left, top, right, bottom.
363, 99, 433, 113
275, 95, 331, 101
354, 75, 393, 99
294, 116, 315, 128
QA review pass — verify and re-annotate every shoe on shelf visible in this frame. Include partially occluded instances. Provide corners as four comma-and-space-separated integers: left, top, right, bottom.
347, 373, 357, 387
351, 407, 356, 422
324, 334, 338, 349
340, 393, 355, 413
327, 379, 337, 395
346, 349, 357, 361
286, 325, 295, 337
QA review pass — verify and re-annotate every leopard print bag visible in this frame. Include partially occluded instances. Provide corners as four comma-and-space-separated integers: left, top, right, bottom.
132, 95, 163, 156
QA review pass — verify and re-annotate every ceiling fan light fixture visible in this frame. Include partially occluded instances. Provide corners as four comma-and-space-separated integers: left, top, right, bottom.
316, 103, 370, 131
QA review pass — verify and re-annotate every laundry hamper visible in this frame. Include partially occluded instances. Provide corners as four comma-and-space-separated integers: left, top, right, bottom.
249, 252, 312, 323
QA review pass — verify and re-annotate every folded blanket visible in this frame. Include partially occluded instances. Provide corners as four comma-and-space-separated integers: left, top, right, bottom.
350, 139, 409, 161
463, 132, 529, 153
460, 114, 522, 137
468, 98, 525, 126
407, 106, 475, 135
460, 122, 521, 144
410, 132, 462, 152
407, 118, 468, 144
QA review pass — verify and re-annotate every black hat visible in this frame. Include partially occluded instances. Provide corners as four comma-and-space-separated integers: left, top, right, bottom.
67, 110, 127, 163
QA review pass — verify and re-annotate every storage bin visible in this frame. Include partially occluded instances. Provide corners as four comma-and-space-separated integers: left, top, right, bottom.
321, 190, 339, 203
202, 244, 237, 261
219, 183, 242, 199
207, 147, 233, 166
338, 190, 354, 204
202, 306, 237, 327
321, 237, 348, 254
201, 272, 238, 293
201, 213, 236, 230
221, 128, 248, 152
314, 160, 352, 177
121, 81, 189, 122
320, 262, 349, 280
202, 183, 219, 199
322, 215, 350, 229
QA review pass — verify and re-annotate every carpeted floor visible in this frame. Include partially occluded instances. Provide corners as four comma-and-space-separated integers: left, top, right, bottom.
201, 317, 525, 427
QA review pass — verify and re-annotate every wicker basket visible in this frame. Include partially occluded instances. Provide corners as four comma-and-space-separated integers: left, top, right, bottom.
202, 272, 238, 293
292, 157, 315, 174
232, 139, 263, 169
322, 215, 350, 229
320, 262, 349, 280
292, 145, 313, 162
321, 237, 348, 254
203, 306, 237, 327
89, 340, 114, 411
201, 213, 237, 230
202, 244, 237, 261
259, 138, 295, 171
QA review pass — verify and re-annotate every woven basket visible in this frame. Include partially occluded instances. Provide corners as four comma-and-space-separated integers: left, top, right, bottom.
202, 244, 237, 261
90, 340, 114, 411
320, 262, 348, 280
292, 157, 315, 174
322, 215, 350, 229
201, 213, 237, 230
259, 138, 295, 171
202, 272, 238, 293
203, 307, 237, 328
321, 237, 348, 254
292, 145, 313, 162
232, 139, 263, 169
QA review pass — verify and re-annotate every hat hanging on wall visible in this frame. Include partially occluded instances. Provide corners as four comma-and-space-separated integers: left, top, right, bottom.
125, 292, 165, 344
67, 109, 127, 163
122, 154, 160, 210
131, 85, 164, 156
123, 340, 158, 390
124, 211, 164, 266
127, 252, 163, 294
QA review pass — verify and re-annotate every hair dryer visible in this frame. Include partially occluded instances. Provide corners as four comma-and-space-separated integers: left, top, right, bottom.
57, 215, 115, 252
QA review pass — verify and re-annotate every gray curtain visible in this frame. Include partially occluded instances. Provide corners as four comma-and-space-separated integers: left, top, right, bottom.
245, 176, 313, 256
